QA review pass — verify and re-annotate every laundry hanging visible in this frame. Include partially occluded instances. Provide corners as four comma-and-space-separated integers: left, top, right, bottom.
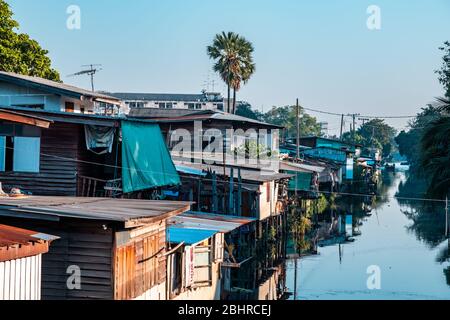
84, 125, 116, 155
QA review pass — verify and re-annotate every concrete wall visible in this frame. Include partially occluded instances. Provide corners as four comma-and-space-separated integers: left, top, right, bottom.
134, 282, 166, 300
259, 181, 279, 221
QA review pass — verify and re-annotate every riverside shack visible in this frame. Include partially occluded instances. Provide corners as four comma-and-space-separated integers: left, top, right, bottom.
0, 196, 190, 300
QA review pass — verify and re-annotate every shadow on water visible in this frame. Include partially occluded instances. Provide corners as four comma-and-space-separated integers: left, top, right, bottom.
396, 173, 450, 286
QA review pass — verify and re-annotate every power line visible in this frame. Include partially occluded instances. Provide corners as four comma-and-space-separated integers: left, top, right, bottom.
1, 145, 446, 204
301, 106, 418, 119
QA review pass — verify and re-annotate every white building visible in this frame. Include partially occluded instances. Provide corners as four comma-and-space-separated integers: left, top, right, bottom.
108, 92, 226, 113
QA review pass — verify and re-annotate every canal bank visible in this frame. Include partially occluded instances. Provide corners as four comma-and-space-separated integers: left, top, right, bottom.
286, 172, 450, 300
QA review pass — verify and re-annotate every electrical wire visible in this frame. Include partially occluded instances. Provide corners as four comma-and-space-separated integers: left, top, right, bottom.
0, 145, 446, 204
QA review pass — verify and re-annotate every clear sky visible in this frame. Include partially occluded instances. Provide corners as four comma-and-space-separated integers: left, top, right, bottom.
7, 0, 450, 135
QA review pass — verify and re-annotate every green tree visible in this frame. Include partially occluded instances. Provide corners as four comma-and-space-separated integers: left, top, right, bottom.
435, 41, 450, 98
417, 97, 450, 197
0, 0, 60, 81
395, 105, 441, 171
263, 105, 322, 138
235, 102, 263, 120
207, 32, 255, 114
343, 119, 396, 157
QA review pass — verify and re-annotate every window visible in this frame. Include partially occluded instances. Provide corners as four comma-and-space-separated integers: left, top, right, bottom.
195, 103, 202, 110
192, 240, 212, 286
0, 136, 40, 173
187, 103, 195, 109
65, 101, 75, 113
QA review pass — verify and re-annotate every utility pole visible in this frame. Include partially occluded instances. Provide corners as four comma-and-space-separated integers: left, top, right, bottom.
359, 117, 370, 125
346, 113, 360, 144
296, 99, 300, 161
340, 114, 344, 140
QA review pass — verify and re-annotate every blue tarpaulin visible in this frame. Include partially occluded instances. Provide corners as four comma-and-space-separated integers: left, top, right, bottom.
121, 121, 180, 193
167, 227, 217, 245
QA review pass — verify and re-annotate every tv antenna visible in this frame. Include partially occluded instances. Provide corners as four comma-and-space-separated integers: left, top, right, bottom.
68, 64, 102, 92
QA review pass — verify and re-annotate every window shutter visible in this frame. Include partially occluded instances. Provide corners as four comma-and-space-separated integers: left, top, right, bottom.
214, 233, 224, 263
13, 137, 40, 173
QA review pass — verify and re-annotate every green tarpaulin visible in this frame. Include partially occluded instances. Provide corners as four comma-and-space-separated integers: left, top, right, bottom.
121, 121, 180, 193
287, 171, 312, 191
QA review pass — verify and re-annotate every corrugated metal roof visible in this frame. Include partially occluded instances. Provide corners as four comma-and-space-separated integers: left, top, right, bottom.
280, 161, 323, 173
128, 108, 282, 129
0, 71, 120, 101
0, 196, 191, 226
173, 161, 293, 183
169, 211, 256, 234
0, 224, 58, 248
167, 227, 216, 245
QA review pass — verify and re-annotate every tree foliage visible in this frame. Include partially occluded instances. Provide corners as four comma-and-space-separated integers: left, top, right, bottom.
0, 0, 60, 81
207, 32, 255, 113
343, 119, 396, 157
395, 105, 441, 170
235, 102, 263, 120
262, 105, 322, 137
435, 41, 450, 98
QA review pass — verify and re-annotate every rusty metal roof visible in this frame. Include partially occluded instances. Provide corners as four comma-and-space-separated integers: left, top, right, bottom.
0, 224, 59, 262
0, 224, 58, 247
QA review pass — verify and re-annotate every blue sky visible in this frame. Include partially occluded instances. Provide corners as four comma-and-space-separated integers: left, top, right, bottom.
7, 0, 450, 134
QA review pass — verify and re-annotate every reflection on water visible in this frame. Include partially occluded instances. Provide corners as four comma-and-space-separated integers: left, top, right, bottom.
285, 172, 450, 300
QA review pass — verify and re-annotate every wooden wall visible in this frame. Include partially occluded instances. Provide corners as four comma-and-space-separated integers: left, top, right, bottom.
0, 216, 115, 300
0, 121, 118, 197
114, 221, 167, 300
0, 122, 79, 196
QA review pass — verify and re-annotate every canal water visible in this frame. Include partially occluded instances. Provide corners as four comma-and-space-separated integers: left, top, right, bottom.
285, 172, 450, 300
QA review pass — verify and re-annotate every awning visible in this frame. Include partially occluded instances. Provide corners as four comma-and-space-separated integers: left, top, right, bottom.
167, 227, 217, 245
0, 108, 52, 128
121, 121, 180, 193
94, 97, 122, 106
169, 211, 256, 234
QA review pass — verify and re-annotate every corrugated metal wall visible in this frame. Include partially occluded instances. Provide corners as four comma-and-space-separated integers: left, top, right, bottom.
0, 254, 42, 300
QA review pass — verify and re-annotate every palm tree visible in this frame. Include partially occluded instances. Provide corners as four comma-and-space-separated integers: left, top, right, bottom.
230, 37, 255, 114
207, 32, 255, 114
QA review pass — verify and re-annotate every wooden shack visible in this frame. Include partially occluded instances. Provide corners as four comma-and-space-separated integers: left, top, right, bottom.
0, 107, 180, 198
0, 196, 190, 300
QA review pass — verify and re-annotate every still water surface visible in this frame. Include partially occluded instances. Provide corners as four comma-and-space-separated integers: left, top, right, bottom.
286, 172, 450, 300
